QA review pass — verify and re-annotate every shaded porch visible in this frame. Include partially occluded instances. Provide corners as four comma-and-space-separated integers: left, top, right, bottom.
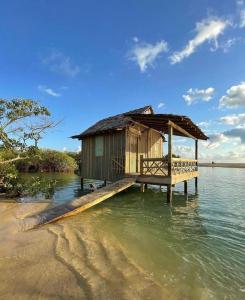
125, 113, 207, 202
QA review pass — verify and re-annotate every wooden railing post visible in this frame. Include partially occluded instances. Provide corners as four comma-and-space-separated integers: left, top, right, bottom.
140, 155, 143, 175
195, 139, 198, 192
168, 124, 173, 176
167, 124, 173, 203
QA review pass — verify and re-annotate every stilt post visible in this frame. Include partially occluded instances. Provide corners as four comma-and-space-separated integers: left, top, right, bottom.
167, 124, 173, 203
167, 185, 172, 203
195, 139, 198, 193
168, 124, 173, 177
140, 155, 143, 175
81, 178, 84, 190
140, 183, 145, 193
184, 180, 188, 194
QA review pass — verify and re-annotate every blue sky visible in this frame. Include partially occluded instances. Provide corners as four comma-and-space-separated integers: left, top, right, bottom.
0, 0, 245, 161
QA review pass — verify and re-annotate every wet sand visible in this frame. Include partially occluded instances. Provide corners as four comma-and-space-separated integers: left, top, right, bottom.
0, 202, 169, 300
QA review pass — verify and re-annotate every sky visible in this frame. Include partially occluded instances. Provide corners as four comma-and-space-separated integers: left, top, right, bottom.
0, 0, 245, 162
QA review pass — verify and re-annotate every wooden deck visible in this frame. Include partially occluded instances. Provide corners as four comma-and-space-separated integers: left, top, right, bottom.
136, 171, 198, 185
23, 178, 136, 229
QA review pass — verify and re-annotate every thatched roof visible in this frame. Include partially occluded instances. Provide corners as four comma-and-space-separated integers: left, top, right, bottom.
127, 113, 208, 140
71, 106, 152, 139
71, 105, 208, 140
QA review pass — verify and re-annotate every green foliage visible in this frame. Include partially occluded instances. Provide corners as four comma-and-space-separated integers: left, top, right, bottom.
22, 176, 57, 199
16, 149, 77, 173
0, 162, 19, 193
0, 98, 51, 150
0, 98, 60, 197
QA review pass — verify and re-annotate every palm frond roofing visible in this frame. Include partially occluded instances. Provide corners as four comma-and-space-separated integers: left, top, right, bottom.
71, 105, 208, 140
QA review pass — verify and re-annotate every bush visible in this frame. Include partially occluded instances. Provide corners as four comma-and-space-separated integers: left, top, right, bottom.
0, 148, 75, 197
16, 149, 77, 173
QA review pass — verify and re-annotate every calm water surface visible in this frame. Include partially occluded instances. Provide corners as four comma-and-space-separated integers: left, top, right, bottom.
22, 168, 245, 299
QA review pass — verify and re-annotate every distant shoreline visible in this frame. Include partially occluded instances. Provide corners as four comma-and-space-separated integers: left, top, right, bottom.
198, 163, 245, 168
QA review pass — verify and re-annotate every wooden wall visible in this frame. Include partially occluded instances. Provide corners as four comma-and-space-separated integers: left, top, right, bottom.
81, 131, 125, 181
81, 124, 163, 181
125, 123, 163, 174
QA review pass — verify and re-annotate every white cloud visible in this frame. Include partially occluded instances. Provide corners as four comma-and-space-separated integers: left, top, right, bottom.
206, 133, 230, 149
205, 127, 245, 149
38, 85, 61, 97
240, 9, 245, 27
221, 38, 238, 53
220, 113, 245, 125
42, 49, 80, 77
76, 145, 81, 153
197, 120, 212, 129
129, 40, 168, 72
219, 82, 245, 108
133, 36, 139, 43
223, 128, 245, 143
170, 17, 230, 64
174, 145, 194, 158
237, 0, 245, 27
157, 102, 165, 109
182, 87, 215, 105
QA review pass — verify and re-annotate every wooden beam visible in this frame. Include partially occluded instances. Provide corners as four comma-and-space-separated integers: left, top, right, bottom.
195, 140, 198, 161
195, 139, 198, 193
168, 120, 197, 140
168, 124, 173, 176
24, 178, 136, 228
140, 154, 143, 175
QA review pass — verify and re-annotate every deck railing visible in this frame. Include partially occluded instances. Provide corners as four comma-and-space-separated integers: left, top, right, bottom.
140, 157, 168, 176
171, 158, 198, 175
140, 156, 197, 176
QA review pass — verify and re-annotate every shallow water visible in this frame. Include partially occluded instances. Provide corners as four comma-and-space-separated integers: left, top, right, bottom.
0, 168, 244, 299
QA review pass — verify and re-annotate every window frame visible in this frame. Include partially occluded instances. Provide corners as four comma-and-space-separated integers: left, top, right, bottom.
95, 135, 104, 157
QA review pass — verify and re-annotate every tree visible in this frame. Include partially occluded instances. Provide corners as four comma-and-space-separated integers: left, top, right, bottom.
0, 98, 58, 164
0, 98, 59, 195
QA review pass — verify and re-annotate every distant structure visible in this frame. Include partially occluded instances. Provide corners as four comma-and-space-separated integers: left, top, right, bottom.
72, 106, 208, 202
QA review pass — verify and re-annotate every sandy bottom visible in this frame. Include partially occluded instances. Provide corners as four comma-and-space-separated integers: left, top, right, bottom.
0, 202, 170, 300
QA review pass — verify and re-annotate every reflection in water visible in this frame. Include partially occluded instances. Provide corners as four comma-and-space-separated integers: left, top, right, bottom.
0, 168, 245, 300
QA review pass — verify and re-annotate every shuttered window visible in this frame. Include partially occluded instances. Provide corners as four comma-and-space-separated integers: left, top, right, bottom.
95, 136, 104, 157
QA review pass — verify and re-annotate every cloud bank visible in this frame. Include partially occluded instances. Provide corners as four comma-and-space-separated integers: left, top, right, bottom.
183, 87, 215, 105
219, 82, 245, 108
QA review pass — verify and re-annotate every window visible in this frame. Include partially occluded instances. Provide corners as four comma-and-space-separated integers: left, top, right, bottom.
95, 136, 104, 157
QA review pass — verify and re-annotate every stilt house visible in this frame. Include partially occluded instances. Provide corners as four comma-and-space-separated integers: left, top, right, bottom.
72, 106, 208, 201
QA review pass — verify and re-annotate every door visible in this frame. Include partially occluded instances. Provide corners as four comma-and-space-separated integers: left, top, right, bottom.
129, 134, 138, 173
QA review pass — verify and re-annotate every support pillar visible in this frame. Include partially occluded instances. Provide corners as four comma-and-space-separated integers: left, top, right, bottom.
104, 179, 107, 187
167, 124, 173, 203
81, 178, 84, 190
195, 177, 198, 193
140, 183, 145, 193
195, 139, 198, 194
167, 185, 172, 203
184, 180, 188, 194
145, 184, 148, 190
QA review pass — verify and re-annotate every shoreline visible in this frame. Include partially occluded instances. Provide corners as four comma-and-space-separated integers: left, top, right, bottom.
198, 163, 245, 168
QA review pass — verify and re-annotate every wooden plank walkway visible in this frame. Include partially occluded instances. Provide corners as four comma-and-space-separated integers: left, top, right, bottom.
22, 177, 136, 230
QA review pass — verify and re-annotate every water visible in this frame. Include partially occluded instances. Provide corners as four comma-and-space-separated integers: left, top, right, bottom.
0, 168, 245, 299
